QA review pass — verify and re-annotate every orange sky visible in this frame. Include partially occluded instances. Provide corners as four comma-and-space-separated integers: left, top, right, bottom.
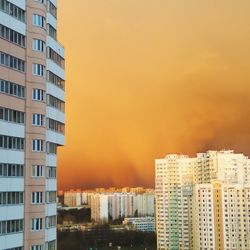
57, 0, 250, 190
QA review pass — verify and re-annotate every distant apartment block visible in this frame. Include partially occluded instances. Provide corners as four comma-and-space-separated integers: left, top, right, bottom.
0, 0, 65, 249
64, 190, 82, 207
90, 194, 109, 223
62, 187, 155, 223
155, 150, 250, 250
88, 191, 155, 223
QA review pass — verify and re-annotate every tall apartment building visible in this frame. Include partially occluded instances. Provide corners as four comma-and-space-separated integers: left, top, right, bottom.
90, 194, 109, 223
155, 150, 250, 250
155, 155, 194, 250
0, 1, 65, 250
193, 181, 250, 250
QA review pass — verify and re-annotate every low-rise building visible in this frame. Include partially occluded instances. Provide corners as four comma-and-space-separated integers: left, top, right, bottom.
123, 217, 155, 232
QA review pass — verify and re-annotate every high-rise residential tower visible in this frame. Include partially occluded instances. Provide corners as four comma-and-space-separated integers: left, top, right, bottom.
155, 155, 194, 250
0, 0, 65, 249
155, 150, 250, 250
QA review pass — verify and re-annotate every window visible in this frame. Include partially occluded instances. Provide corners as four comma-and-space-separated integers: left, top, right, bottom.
0, 135, 24, 150
32, 114, 45, 126
47, 95, 65, 112
47, 71, 65, 90
31, 246, 43, 250
0, 192, 24, 205
46, 191, 56, 203
31, 192, 43, 204
0, 163, 23, 177
0, 79, 25, 98
45, 215, 56, 229
47, 47, 64, 68
0, 51, 25, 72
46, 142, 57, 154
32, 89, 45, 101
0, 0, 25, 22
32, 139, 45, 152
47, 118, 64, 134
0, 24, 25, 47
0, 219, 23, 235
0, 107, 25, 124
33, 39, 45, 52
34, 0, 45, 3
47, 166, 56, 179
47, 24, 56, 40
31, 218, 43, 231
33, 14, 45, 28
32, 165, 43, 178
33, 63, 45, 76
5, 247, 23, 250
48, 1, 57, 18
45, 240, 56, 250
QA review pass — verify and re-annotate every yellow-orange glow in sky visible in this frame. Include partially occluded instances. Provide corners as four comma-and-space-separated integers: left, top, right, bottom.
57, 0, 250, 189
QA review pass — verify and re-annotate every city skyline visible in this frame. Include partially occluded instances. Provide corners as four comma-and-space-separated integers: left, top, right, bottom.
57, 0, 250, 189
2, 1, 250, 249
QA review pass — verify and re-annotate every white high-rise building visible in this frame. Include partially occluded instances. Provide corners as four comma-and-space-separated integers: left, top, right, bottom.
0, 1, 65, 249
155, 150, 250, 250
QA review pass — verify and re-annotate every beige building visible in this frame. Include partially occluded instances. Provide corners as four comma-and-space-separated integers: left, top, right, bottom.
90, 194, 109, 223
193, 181, 250, 250
0, 0, 65, 249
64, 190, 82, 207
156, 150, 250, 250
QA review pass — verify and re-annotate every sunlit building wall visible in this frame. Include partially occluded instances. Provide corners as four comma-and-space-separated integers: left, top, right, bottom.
193, 181, 250, 250
155, 155, 194, 250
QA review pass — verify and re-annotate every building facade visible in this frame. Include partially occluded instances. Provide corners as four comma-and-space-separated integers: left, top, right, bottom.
90, 194, 109, 223
0, 0, 65, 249
123, 217, 155, 232
89, 191, 155, 223
155, 155, 194, 250
64, 190, 82, 207
155, 150, 250, 250
193, 181, 250, 250
135, 193, 155, 217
